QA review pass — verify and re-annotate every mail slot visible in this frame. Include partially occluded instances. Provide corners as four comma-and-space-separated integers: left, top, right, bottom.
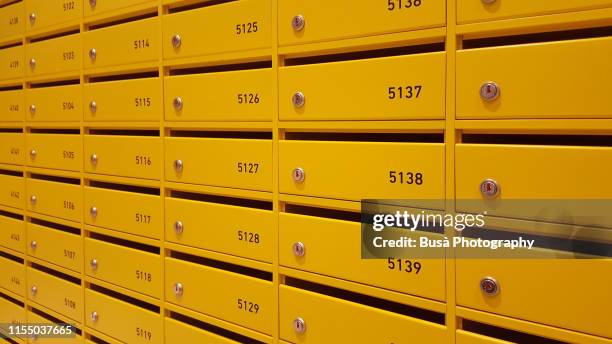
85, 237, 162, 298
26, 84, 82, 122
0, 45, 24, 81
83, 16, 160, 69
0, 214, 24, 253
84, 77, 162, 121
0, 90, 24, 122
26, 134, 82, 171
85, 0, 155, 17
0, 132, 24, 165
26, 0, 82, 32
0, 255, 25, 297
84, 186, 162, 239
27, 310, 83, 344
279, 140, 445, 202
27, 222, 82, 273
279, 212, 446, 301
165, 197, 273, 262
279, 0, 445, 45
84, 135, 162, 180
280, 52, 445, 120
456, 257, 612, 339
163, 0, 271, 60
165, 317, 243, 344
165, 257, 274, 334
164, 68, 273, 121
457, 0, 612, 24
26, 33, 81, 77
456, 330, 513, 344
457, 36, 612, 119
85, 289, 162, 344
26, 266, 83, 321
0, 1, 24, 39
0, 173, 24, 209
279, 285, 446, 343
26, 178, 82, 222
165, 137, 272, 191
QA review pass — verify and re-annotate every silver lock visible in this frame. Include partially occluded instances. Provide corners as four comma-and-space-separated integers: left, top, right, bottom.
481, 0, 497, 3
292, 242, 306, 257
30, 240, 37, 250
29, 58, 36, 69
90, 153, 98, 166
173, 96, 183, 111
293, 317, 306, 334
89, 100, 97, 113
89, 0, 97, 8
30, 149, 37, 159
479, 178, 500, 198
29, 13, 36, 25
89, 48, 97, 61
171, 34, 182, 48
291, 15, 305, 31
31, 285, 38, 295
480, 81, 500, 102
30, 195, 37, 205
90, 258, 98, 270
90, 206, 98, 218
174, 220, 184, 234
292, 91, 305, 108
480, 276, 499, 296
90, 311, 98, 322
174, 159, 183, 173
292, 167, 305, 183
29, 104, 36, 115
173, 282, 184, 296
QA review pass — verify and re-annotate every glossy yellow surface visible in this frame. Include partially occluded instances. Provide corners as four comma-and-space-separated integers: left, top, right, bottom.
165, 137, 273, 191
0, 90, 24, 122
27, 222, 82, 272
0, 173, 25, 209
0, 214, 24, 253
26, 84, 82, 122
26, 311, 83, 344
0, 132, 24, 165
25, 0, 82, 32
26, 178, 82, 222
27, 266, 83, 321
165, 197, 273, 262
165, 318, 240, 344
0, 2, 24, 41
0, 45, 24, 81
26, 134, 82, 171
0, 296, 25, 329
84, 0, 155, 17
84, 77, 162, 121
25, 33, 81, 77
0, 254, 25, 297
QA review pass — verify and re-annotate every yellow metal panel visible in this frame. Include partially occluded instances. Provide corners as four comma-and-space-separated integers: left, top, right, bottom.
0, 214, 25, 253
0, 2, 24, 39
26, 267, 83, 321
165, 318, 240, 344
278, 0, 446, 46
279, 52, 445, 120
84, 135, 162, 180
165, 197, 273, 263
279, 213, 446, 301
25, 84, 82, 122
26, 33, 81, 77
456, 258, 612, 339
27, 222, 82, 273
0, 296, 25, 328
0, 132, 24, 165
26, 311, 83, 344
456, 330, 512, 344
457, 37, 612, 119
163, 0, 271, 60
84, 77, 162, 122
165, 257, 274, 335
0, 255, 25, 297
0, 45, 24, 81
457, 0, 612, 24
85, 289, 163, 344
165, 137, 273, 192
25, 0, 82, 32
279, 140, 445, 202
26, 134, 82, 171
26, 178, 82, 222
164, 68, 273, 122
279, 285, 446, 343
83, 17, 160, 69
84, 237, 162, 298
84, 0, 154, 17
0, 173, 24, 209
0, 90, 24, 122
84, 186, 162, 239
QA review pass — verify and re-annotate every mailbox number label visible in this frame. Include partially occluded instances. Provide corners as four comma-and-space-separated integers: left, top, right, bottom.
237, 162, 259, 174
9, 60, 19, 69
9, 17, 18, 25
135, 213, 151, 224
388, 85, 422, 99
63, 1, 76, 11
63, 51, 75, 61
237, 93, 260, 104
387, 0, 422, 10
136, 327, 152, 341
133, 39, 150, 50
387, 258, 421, 274
64, 298, 76, 309
237, 298, 259, 314
9, 104, 19, 112
237, 230, 260, 244
136, 270, 152, 282
389, 171, 423, 185
134, 97, 151, 107
135, 156, 152, 166
236, 22, 258, 35
64, 249, 76, 259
